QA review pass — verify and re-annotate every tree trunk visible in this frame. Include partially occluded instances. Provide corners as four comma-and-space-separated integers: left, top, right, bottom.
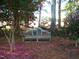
8, 0, 20, 34
58, 0, 61, 29
75, 40, 78, 48
13, 0, 20, 35
51, 0, 56, 37
13, 9, 20, 33
39, 5, 42, 27
7, 0, 20, 52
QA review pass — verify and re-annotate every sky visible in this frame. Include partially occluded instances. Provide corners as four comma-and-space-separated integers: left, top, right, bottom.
34, 0, 69, 27
34, 0, 69, 20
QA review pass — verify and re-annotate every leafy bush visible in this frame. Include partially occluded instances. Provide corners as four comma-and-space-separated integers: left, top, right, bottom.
61, 10, 79, 47
65, 10, 79, 40
55, 10, 79, 40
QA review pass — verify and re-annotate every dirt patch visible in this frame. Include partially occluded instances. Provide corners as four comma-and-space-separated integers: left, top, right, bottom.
0, 37, 78, 59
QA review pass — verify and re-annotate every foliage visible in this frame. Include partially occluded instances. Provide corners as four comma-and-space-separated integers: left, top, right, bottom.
0, 0, 7, 5
60, 0, 79, 40
0, 0, 44, 23
63, 0, 79, 15
0, 0, 45, 53
0, 0, 44, 34
56, 10, 79, 42
65, 11, 79, 40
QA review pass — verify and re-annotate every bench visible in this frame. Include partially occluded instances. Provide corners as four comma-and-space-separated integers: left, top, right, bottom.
22, 28, 51, 42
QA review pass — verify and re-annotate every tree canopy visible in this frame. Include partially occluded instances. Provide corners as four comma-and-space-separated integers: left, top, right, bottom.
62, 0, 79, 40
0, 0, 44, 27
0, 0, 44, 35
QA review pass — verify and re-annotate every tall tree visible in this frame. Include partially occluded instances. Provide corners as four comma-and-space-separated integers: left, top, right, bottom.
51, 0, 56, 37
58, 0, 61, 29
7, 0, 44, 33
0, 0, 44, 52
58, 0, 66, 29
